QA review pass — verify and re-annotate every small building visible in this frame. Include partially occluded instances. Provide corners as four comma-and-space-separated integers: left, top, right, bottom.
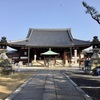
7, 28, 91, 66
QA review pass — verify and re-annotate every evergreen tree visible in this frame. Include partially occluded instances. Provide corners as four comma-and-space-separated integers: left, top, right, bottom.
82, 1, 100, 25
0, 37, 7, 43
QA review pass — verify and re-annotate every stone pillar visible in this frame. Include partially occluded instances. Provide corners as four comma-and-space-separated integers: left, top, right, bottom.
33, 49, 37, 63
34, 55, 37, 62
74, 49, 77, 64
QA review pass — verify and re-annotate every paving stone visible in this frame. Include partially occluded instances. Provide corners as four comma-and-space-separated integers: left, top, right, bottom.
45, 85, 55, 89
44, 89, 55, 93
45, 81, 54, 85
6, 70, 90, 100
13, 98, 35, 100
13, 92, 42, 100
54, 82, 73, 88
28, 78, 45, 85
44, 84, 55, 93
55, 87, 81, 96
42, 93, 57, 100
57, 95, 85, 100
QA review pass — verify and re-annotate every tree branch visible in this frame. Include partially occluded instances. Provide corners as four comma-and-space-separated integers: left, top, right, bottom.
82, 1, 100, 25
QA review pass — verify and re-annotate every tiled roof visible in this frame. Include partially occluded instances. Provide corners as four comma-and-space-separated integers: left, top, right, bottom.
73, 39, 91, 46
9, 28, 91, 47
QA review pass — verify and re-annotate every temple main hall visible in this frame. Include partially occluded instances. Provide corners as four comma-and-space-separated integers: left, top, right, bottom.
8, 28, 91, 66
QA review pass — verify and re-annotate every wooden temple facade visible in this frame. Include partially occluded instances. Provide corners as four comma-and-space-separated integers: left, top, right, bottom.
6, 28, 91, 66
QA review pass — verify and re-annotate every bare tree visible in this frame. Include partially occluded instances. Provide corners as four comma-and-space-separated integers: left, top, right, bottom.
82, 1, 100, 25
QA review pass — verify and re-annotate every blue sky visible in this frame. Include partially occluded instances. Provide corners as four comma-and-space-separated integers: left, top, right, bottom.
0, 0, 100, 42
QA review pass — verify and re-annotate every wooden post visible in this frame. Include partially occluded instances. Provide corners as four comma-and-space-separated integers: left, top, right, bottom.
70, 47, 72, 64
28, 47, 30, 66
44, 56, 46, 66
18, 49, 21, 63
63, 50, 66, 65
54, 56, 56, 66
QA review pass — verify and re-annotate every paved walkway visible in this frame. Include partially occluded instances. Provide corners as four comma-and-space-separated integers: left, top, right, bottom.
6, 69, 92, 100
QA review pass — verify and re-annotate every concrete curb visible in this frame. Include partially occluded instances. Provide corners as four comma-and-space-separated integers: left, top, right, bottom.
63, 73, 93, 100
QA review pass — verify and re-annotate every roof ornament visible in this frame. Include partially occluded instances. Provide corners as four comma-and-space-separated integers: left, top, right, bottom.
41, 48, 59, 55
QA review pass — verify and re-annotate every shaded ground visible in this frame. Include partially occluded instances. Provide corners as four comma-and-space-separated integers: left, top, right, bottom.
65, 69, 100, 100
6, 69, 87, 100
0, 71, 35, 100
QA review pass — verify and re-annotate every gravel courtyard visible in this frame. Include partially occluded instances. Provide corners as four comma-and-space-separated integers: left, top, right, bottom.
65, 68, 100, 100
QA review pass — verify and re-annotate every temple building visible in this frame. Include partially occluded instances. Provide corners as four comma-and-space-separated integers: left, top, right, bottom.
7, 28, 91, 66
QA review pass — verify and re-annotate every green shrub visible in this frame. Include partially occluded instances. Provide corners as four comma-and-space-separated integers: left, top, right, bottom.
0, 59, 12, 75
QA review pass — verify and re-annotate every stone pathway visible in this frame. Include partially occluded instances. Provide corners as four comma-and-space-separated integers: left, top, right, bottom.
6, 70, 92, 100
